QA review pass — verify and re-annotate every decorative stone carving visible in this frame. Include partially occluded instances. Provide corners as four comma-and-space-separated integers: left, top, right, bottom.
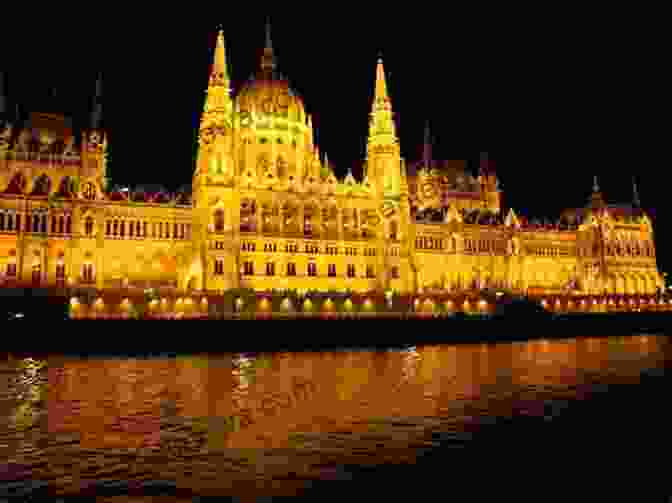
38, 129, 56, 153
0, 123, 12, 151
16, 129, 31, 152
87, 131, 104, 153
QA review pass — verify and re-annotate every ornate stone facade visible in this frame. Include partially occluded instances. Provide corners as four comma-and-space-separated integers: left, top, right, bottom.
0, 28, 662, 299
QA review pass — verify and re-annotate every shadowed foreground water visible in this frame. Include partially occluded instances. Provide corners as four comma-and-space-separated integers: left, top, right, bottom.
1, 334, 670, 500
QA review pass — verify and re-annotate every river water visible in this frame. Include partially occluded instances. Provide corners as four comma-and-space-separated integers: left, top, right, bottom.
1, 335, 670, 500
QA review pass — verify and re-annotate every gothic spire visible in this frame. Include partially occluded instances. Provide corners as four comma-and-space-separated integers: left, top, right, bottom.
209, 29, 231, 91
91, 72, 103, 129
260, 17, 277, 77
372, 56, 391, 114
203, 29, 232, 116
632, 176, 641, 207
0, 71, 6, 118
367, 56, 397, 151
423, 120, 432, 169
590, 174, 604, 208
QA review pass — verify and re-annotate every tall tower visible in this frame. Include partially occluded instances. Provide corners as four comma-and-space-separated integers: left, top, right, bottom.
81, 72, 108, 194
192, 29, 239, 292
366, 56, 413, 292
366, 57, 402, 198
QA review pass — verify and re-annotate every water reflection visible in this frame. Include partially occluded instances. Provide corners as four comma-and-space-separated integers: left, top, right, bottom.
0, 334, 669, 497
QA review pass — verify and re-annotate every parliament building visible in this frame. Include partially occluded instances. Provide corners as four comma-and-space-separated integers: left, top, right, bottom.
0, 26, 663, 313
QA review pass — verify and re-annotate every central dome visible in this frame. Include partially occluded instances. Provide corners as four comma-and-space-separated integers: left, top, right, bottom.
235, 22, 306, 124
236, 77, 305, 123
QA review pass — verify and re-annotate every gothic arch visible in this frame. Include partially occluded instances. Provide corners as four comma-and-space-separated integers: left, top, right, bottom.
276, 155, 287, 180
31, 174, 52, 196
56, 176, 76, 198
213, 207, 225, 233
5, 172, 27, 194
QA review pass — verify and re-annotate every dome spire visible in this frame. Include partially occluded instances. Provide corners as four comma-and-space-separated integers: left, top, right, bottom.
260, 17, 277, 77
593, 175, 600, 193
265, 16, 273, 50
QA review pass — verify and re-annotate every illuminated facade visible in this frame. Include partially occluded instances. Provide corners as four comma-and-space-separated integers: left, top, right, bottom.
0, 26, 663, 299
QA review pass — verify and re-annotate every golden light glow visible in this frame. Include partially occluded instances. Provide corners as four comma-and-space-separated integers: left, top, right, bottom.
0, 27, 662, 319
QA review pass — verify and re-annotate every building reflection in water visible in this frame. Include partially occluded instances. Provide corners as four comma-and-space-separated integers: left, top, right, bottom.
41, 335, 668, 452
23, 334, 668, 494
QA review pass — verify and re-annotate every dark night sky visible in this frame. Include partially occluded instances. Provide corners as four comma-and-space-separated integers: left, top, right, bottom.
4, 10, 667, 273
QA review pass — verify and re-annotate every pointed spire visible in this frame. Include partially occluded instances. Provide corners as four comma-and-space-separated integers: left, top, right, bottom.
91, 72, 103, 130
209, 28, 231, 90
590, 174, 605, 208
632, 176, 641, 207
265, 16, 273, 50
367, 55, 397, 148
423, 120, 432, 169
0, 70, 6, 118
260, 17, 277, 77
373, 56, 391, 113
202, 28, 233, 118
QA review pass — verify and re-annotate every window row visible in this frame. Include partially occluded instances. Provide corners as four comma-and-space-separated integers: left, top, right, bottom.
464, 239, 504, 254
531, 247, 571, 257
2, 262, 94, 284
416, 236, 444, 250
0, 213, 72, 234
238, 243, 391, 257
214, 261, 383, 279
105, 220, 191, 240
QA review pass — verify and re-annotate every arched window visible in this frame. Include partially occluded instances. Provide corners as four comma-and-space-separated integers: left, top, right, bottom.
214, 209, 225, 233
32, 214, 40, 233
389, 221, 398, 240
32, 175, 52, 196
5, 173, 27, 194
58, 216, 65, 234
83, 183, 96, 200
32, 263, 41, 285
0, 213, 4, 231
40, 215, 47, 233
82, 263, 95, 284
85, 216, 94, 236
55, 263, 66, 286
